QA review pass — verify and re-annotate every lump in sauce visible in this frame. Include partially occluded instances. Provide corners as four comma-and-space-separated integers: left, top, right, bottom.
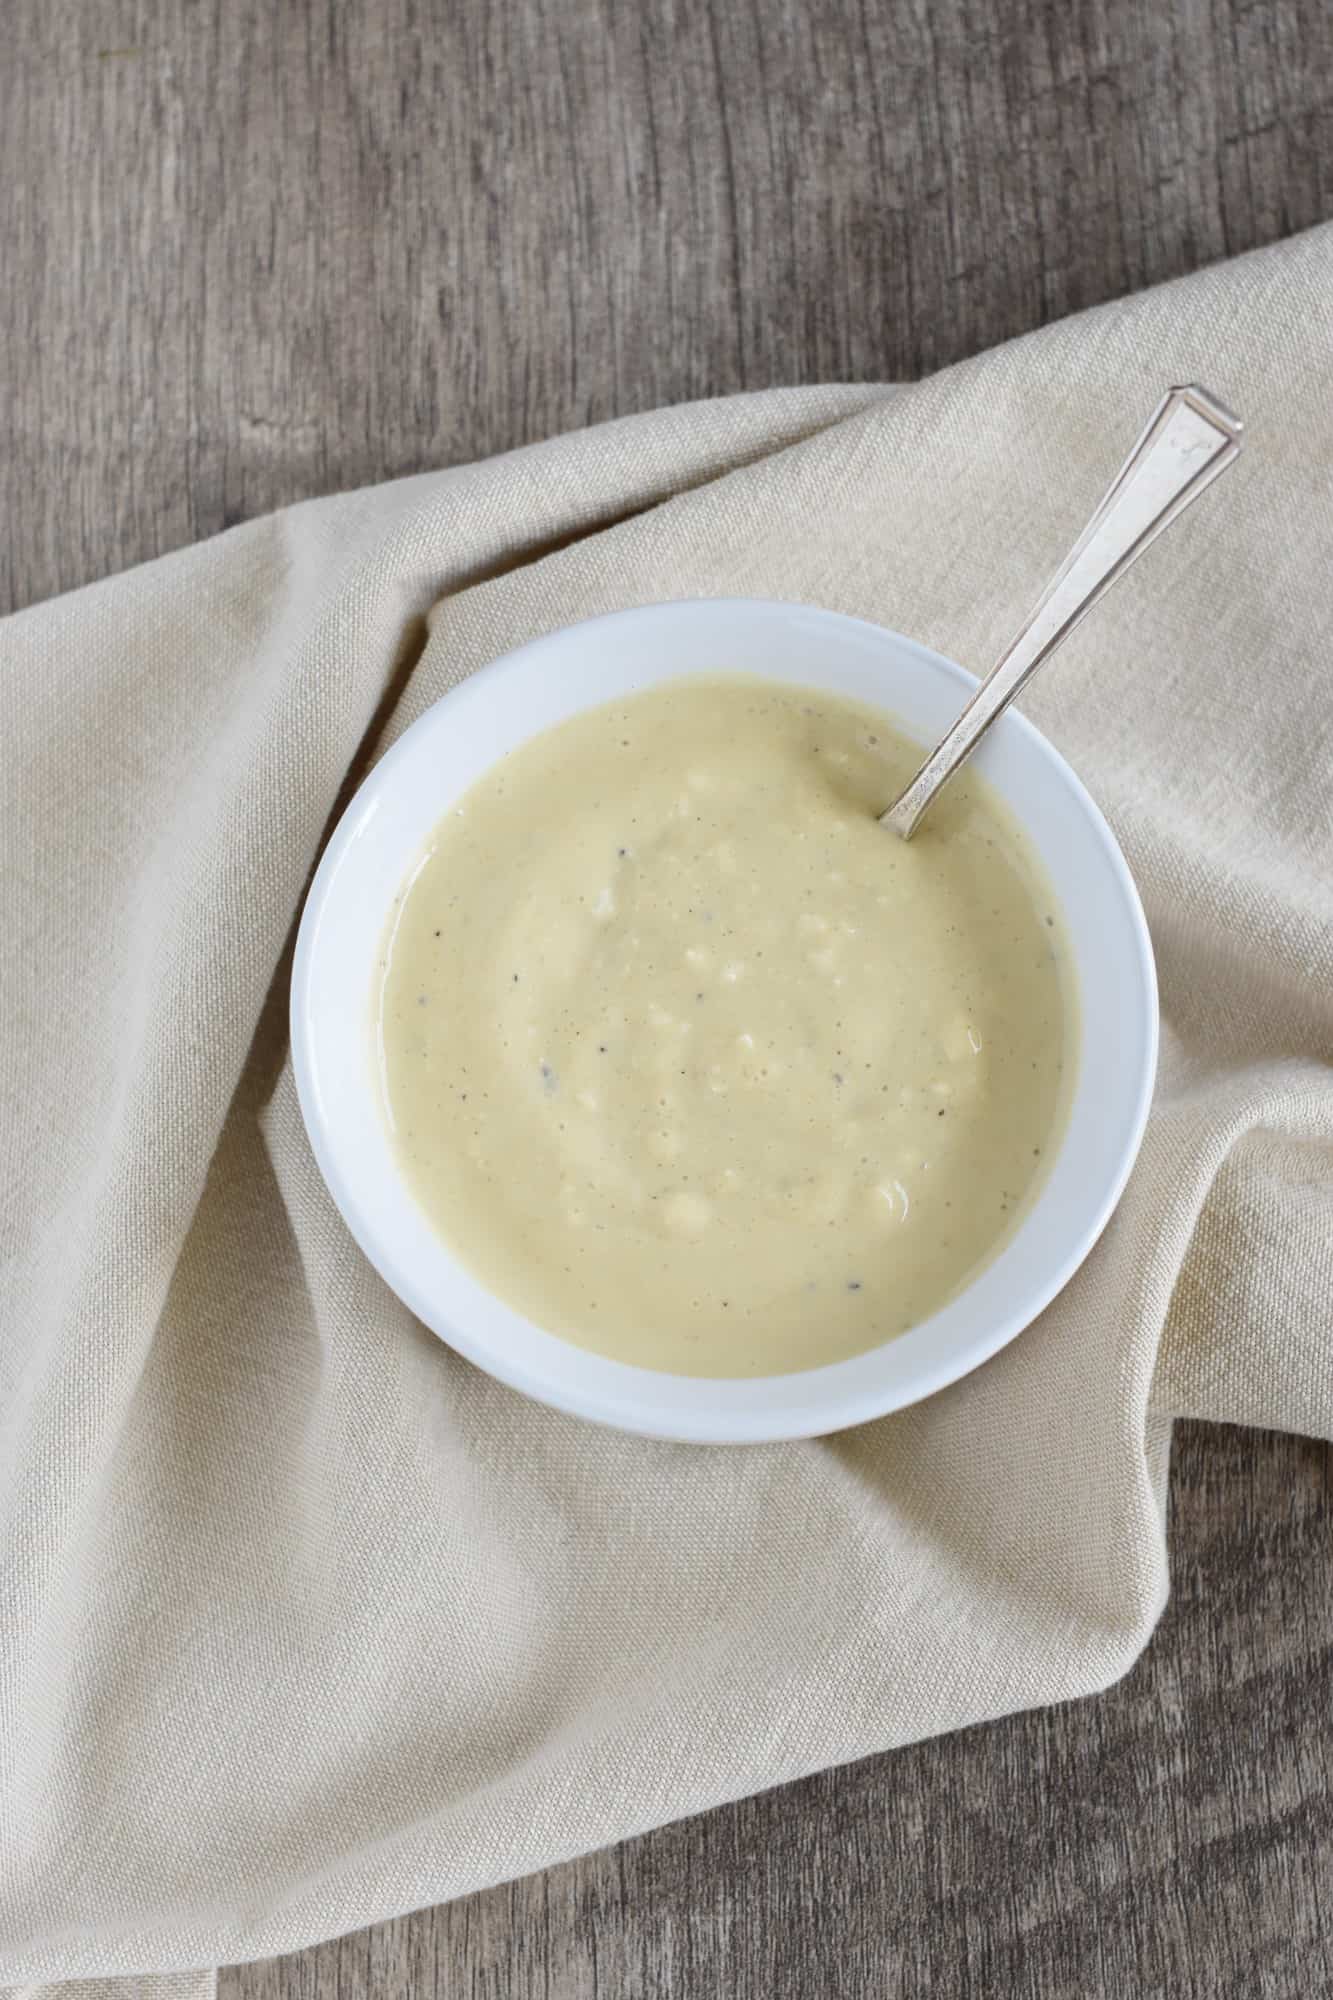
378, 677, 1074, 1378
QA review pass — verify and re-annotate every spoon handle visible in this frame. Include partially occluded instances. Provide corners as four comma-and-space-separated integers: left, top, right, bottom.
880, 383, 1243, 839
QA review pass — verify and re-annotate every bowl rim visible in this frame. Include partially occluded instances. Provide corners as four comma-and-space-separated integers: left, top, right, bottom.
291, 596, 1159, 1442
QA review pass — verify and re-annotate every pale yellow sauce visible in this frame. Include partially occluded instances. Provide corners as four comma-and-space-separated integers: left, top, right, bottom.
379, 678, 1073, 1377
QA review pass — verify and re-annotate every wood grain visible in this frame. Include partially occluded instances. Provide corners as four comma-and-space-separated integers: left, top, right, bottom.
7, 0, 1333, 617
6, 0, 1333, 1994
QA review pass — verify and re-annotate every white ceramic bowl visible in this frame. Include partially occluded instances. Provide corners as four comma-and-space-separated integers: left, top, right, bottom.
291, 599, 1157, 1443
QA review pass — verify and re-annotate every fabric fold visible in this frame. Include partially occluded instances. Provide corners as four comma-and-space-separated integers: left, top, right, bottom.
2, 233, 1330, 1987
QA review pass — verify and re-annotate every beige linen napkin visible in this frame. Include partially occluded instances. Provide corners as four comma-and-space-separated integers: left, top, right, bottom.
3, 227, 1331, 1994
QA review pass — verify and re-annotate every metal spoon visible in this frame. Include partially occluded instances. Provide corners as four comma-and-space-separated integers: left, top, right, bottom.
880, 384, 1243, 839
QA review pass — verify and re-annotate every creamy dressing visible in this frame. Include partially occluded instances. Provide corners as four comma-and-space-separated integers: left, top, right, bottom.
379, 677, 1074, 1377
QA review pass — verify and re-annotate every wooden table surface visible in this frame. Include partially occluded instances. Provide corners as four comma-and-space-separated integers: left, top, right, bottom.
6, 2, 1333, 1994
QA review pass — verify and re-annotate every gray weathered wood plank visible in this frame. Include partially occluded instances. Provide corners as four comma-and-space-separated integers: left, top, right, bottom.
7, 0, 1333, 618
